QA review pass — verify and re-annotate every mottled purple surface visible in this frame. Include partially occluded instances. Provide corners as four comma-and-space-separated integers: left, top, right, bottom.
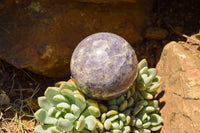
70, 32, 138, 100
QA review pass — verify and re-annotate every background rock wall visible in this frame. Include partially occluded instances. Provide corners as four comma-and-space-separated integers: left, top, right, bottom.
0, 0, 153, 77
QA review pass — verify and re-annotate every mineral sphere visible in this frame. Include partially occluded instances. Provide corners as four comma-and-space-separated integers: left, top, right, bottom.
70, 32, 138, 100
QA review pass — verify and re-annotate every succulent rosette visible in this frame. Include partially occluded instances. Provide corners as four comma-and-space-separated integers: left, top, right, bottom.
34, 59, 162, 133
34, 80, 106, 133
105, 59, 163, 133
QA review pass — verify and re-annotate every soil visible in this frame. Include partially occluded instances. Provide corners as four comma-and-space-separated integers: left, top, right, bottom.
0, 0, 200, 132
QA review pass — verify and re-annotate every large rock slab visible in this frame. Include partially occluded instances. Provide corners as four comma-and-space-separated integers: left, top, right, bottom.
0, 0, 152, 78
156, 41, 200, 133
75, 0, 136, 3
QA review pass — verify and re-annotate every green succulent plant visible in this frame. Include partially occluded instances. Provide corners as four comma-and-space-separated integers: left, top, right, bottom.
106, 59, 163, 132
34, 59, 163, 133
101, 110, 131, 133
34, 80, 106, 133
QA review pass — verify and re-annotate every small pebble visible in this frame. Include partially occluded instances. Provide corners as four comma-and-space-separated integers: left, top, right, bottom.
0, 90, 10, 105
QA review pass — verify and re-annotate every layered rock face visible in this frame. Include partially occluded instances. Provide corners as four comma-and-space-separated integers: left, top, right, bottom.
75, 0, 136, 3
0, 0, 152, 77
156, 41, 200, 133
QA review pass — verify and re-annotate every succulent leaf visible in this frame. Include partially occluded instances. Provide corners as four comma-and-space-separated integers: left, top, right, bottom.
75, 115, 85, 131
64, 113, 77, 122
56, 118, 73, 131
38, 96, 53, 110
149, 114, 163, 126
85, 115, 98, 131
34, 109, 57, 124
35, 125, 56, 133
45, 87, 60, 105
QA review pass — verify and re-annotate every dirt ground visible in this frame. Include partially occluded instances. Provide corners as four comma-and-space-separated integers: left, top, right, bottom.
0, 0, 200, 132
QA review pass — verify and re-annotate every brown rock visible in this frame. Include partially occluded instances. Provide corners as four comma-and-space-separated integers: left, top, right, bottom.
75, 0, 136, 3
144, 27, 168, 40
0, 0, 152, 78
156, 41, 200, 133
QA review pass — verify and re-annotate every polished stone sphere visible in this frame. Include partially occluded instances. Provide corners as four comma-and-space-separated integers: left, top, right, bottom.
70, 32, 138, 100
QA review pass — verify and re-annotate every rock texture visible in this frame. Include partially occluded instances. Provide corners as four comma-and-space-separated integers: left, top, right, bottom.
144, 27, 168, 40
156, 41, 200, 133
75, 0, 136, 3
0, 0, 152, 78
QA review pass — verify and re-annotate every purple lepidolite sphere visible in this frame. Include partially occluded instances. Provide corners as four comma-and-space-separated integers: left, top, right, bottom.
70, 32, 138, 100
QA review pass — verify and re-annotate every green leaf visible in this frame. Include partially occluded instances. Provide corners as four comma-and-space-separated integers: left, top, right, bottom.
71, 104, 81, 117
64, 113, 77, 122
123, 126, 131, 133
51, 126, 63, 133
74, 93, 86, 112
57, 102, 70, 110
119, 100, 128, 112
137, 111, 148, 121
101, 113, 107, 123
150, 114, 163, 126
116, 95, 125, 105
124, 116, 131, 125
141, 74, 153, 85
38, 96, 53, 110
86, 99, 99, 107
48, 107, 59, 117
129, 116, 136, 126
34, 125, 55, 133
75, 115, 85, 131
127, 97, 134, 107
143, 106, 155, 114
34, 109, 57, 124
150, 124, 162, 131
56, 118, 73, 131
132, 105, 144, 115
139, 129, 151, 133
138, 59, 148, 71
142, 122, 151, 128
140, 90, 153, 100
109, 115, 119, 122
53, 94, 69, 103
118, 113, 126, 122
111, 121, 120, 129
106, 110, 118, 117
152, 76, 161, 82
85, 115, 98, 131
139, 66, 148, 75
61, 89, 75, 104
136, 81, 146, 90
88, 106, 101, 117
59, 82, 77, 91
118, 120, 124, 129
147, 82, 160, 92
97, 120, 104, 133
135, 118, 142, 128
44, 87, 60, 105
99, 103, 108, 113
130, 84, 136, 96
111, 129, 121, 133
55, 111, 62, 118
148, 68, 157, 78
104, 119, 112, 130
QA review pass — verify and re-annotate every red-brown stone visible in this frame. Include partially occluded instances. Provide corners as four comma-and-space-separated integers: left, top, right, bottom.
156, 41, 200, 133
0, 0, 152, 77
